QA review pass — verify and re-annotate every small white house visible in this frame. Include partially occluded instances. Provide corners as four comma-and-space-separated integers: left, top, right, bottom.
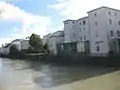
21, 39, 30, 51
43, 31, 64, 55
11, 39, 21, 51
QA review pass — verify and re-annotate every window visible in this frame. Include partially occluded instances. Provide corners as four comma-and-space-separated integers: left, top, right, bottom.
111, 31, 113, 37
115, 12, 117, 16
118, 21, 120, 25
94, 13, 97, 16
80, 28, 82, 32
73, 33, 75, 36
83, 20, 85, 25
80, 22, 81, 25
84, 37, 86, 40
117, 30, 120, 37
73, 25, 74, 29
109, 11, 111, 15
96, 31, 99, 37
95, 21, 98, 26
109, 19, 112, 24
97, 46, 99, 51
80, 37, 82, 41
83, 27, 85, 31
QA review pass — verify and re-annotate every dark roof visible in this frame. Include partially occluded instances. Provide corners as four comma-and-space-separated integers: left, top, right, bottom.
63, 19, 77, 23
12, 39, 21, 42
4, 43, 11, 48
77, 16, 88, 21
87, 6, 120, 13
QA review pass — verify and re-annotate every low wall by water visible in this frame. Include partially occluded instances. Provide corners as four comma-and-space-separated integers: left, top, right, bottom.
0, 53, 120, 67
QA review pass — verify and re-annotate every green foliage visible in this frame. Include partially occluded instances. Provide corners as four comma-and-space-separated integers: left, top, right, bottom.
9, 45, 21, 56
43, 43, 48, 50
29, 33, 42, 50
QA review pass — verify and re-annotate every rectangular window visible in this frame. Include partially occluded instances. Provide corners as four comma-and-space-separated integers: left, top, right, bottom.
83, 27, 85, 31
97, 46, 99, 51
95, 21, 98, 26
80, 22, 81, 25
111, 31, 113, 37
115, 12, 117, 16
109, 19, 112, 24
83, 20, 85, 25
117, 30, 120, 37
73, 25, 74, 29
94, 13, 97, 16
118, 21, 120, 25
109, 11, 111, 15
96, 31, 99, 37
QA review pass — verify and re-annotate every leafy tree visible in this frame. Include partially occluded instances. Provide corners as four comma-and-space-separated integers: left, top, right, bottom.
43, 43, 48, 50
9, 44, 20, 56
29, 33, 42, 50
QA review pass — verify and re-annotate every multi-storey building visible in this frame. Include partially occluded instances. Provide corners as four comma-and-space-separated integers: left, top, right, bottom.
63, 6, 120, 55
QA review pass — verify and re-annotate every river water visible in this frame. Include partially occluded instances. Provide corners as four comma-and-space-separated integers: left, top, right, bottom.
0, 58, 120, 90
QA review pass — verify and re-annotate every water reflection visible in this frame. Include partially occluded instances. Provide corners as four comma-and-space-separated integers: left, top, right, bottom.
0, 58, 120, 90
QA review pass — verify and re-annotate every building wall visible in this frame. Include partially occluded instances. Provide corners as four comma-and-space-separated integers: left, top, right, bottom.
88, 7, 110, 54
88, 7, 120, 54
43, 34, 52, 45
64, 20, 77, 43
49, 36, 64, 54
11, 41, 21, 51
76, 17, 90, 42
21, 40, 30, 50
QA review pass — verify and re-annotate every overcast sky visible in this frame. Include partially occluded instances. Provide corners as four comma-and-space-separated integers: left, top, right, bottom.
0, 0, 120, 46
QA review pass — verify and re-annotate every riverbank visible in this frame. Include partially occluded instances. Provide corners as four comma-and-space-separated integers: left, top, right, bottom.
0, 53, 120, 67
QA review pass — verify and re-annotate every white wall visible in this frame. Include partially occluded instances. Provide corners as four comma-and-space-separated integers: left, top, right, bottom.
21, 40, 30, 50
48, 36, 64, 54
88, 7, 120, 54
76, 17, 90, 42
11, 41, 21, 51
64, 20, 77, 43
88, 7, 110, 54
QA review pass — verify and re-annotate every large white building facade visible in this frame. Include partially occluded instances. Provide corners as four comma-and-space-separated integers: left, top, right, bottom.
63, 6, 120, 55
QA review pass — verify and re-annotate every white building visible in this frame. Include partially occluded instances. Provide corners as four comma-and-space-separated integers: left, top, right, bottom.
42, 33, 52, 45
63, 6, 120, 55
11, 39, 21, 51
43, 31, 64, 55
21, 39, 30, 51
1, 43, 11, 55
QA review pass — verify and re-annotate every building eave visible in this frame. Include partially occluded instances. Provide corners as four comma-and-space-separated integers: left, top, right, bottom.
87, 6, 120, 13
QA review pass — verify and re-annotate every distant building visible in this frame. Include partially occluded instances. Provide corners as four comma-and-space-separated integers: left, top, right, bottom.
42, 33, 52, 45
11, 39, 21, 51
43, 31, 64, 54
1, 43, 11, 55
21, 39, 30, 51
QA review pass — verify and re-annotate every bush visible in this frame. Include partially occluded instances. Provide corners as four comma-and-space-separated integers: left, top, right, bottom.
9, 45, 21, 57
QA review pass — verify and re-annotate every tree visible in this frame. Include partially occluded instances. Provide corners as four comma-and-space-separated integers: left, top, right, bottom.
29, 33, 42, 50
9, 44, 21, 56
43, 43, 48, 50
